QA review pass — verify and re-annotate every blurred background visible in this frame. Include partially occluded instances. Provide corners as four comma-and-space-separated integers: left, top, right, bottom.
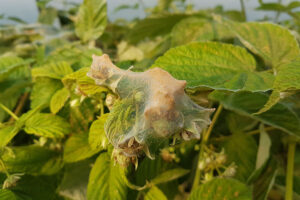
0, 0, 296, 25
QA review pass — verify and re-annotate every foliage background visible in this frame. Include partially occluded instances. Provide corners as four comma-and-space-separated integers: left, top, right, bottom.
0, 0, 300, 199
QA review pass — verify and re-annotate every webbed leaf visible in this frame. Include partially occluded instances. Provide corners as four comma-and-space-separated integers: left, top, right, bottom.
88, 54, 212, 158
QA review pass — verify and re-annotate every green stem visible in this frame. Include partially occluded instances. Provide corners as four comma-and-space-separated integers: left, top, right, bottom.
192, 104, 223, 189
247, 126, 276, 135
192, 139, 205, 189
285, 141, 296, 200
240, 0, 247, 21
0, 103, 19, 121
274, 0, 282, 23
88, 40, 95, 48
100, 98, 104, 116
203, 105, 223, 142
9, 92, 29, 122
0, 158, 10, 178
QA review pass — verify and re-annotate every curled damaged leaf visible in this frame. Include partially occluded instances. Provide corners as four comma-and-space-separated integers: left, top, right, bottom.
88, 54, 213, 158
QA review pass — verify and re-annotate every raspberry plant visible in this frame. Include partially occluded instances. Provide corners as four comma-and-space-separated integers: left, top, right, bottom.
0, 0, 300, 200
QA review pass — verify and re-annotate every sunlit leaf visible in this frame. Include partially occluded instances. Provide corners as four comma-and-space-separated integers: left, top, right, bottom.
64, 133, 100, 163
75, 0, 107, 43
127, 13, 189, 44
62, 67, 108, 95
0, 125, 19, 148
144, 186, 167, 200
0, 56, 32, 81
89, 114, 109, 150
32, 61, 73, 80
257, 58, 300, 113
171, 17, 233, 46
231, 22, 300, 69
0, 80, 30, 122
50, 87, 70, 114
153, 42, 274, 92
87, 152, 127, 200
30, 78, 63, 109
24, 113, 70, 138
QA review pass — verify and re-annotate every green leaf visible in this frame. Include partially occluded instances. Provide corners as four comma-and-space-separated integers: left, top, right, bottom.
62, 67, 108, 95
256, 3, 287, 12
257, 58, 300, 113
24, 113, 70, 138
0, 189, 29, 200
135, 156, 173, 186
231, 22, 300, 69
0, 80, 30, 122
252, 158, 278, 200
0, 56, 31, 81
87, 152, 127, 200
171, 17, 233, 46
152, 42, 274, 92
47, 44, 102, 69
0, 145, 63, 175
75, 0, 107, 43
134, 157, 179, 198
32, 61, 73, 80
144, 186, 167, 200
0, 125, 19, 148
58, 159, 93, 200
50, 87, 70, 114
127, 13, 189, 44
222, 133, 257, 182
38, 7, 57, 25
188, 178, 252, 200
151, 168, 189, 185
89, 114, 109, 150
247, 125, 272, 184
64, 133, 100, 163
256, 125, 271, 170
209, 91, 300, 137
30, 77, 63, 109
10, 174, 61, 200
226, 112, 258, 134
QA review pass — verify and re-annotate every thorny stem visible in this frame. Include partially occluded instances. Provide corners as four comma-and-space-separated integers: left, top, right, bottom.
192, 104, 223, 189
285, 141, 296, 200
0, 103, 19, 121
240, 0, 247, 21
9, 92, 29, 122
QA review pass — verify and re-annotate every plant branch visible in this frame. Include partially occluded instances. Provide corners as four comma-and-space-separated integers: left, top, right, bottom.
0, 103, 19, 121
247, 126, 276, 135
9, 92, 29, 122
204, 104, 223, 142
192, 104, 223, 189
285, 141, 296, 200
240, 0, 247, 21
